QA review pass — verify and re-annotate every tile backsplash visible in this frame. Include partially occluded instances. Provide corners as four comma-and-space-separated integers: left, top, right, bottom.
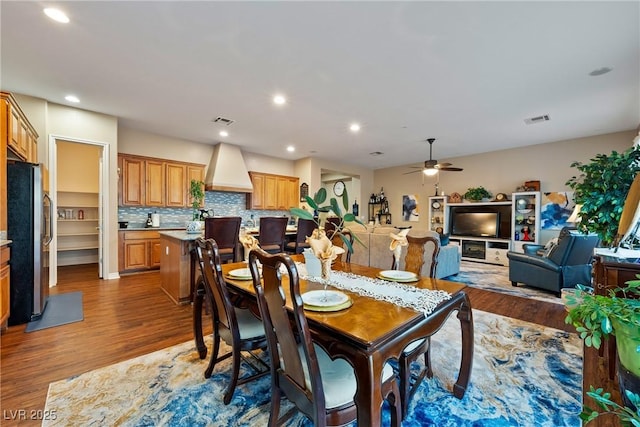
118, 191, 290, 227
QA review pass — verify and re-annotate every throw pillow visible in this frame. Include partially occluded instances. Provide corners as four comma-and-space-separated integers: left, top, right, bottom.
439, 233, 450, 246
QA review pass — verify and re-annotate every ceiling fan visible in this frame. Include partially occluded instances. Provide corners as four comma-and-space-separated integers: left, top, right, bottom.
404, 138, 463, 176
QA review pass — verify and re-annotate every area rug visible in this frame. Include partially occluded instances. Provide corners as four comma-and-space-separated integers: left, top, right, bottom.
43, 309, 582, 426
444, 261, 563, 304
25, 292, 83, 332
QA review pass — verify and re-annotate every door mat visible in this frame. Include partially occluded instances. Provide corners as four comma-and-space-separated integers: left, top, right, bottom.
25, 292, 84, 332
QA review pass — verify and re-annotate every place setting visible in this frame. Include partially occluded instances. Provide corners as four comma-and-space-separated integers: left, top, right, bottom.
301, 288, 352, 312
376, 270, 419, 283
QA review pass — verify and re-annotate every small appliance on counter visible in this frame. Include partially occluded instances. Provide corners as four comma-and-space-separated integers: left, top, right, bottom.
151, 212, 160, 227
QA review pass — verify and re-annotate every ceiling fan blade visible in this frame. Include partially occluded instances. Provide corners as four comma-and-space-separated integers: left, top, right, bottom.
435, 162, 452, 168
438, 167, 463, 172
403, 170, 424, 175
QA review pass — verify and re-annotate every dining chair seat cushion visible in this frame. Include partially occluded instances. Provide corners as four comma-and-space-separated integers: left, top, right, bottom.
285, 241, 310, 250
218, 248, 234, 255
403, 338, 427, 354
291, 344, 394, 409
261, 244, 282, 251
235, 307, 265, 340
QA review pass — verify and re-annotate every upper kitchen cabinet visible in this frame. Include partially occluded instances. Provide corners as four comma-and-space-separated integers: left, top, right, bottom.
187, 165, 204, 209
118, 153, 204, 208
1, 92, 38, 163
247, 171, 299, 210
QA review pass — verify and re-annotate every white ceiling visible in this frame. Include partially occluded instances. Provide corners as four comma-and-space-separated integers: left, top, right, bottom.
1, 1, 638, 170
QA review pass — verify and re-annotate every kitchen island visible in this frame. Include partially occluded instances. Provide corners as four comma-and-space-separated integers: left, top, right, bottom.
159, 230, 202, 305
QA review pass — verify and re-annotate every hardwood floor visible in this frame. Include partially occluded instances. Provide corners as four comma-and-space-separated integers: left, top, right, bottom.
0, 264, 619, 426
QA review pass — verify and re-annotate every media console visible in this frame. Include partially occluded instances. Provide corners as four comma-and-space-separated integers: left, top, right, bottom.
449, 237, 510, 266
428, 192, 542, 266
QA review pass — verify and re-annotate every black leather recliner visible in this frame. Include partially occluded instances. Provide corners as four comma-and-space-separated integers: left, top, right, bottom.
507, 230, 600, 297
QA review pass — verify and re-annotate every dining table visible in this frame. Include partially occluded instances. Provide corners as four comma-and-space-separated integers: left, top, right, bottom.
219, 256, 474, 426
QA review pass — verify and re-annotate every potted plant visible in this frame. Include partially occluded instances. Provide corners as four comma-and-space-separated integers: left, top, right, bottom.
463, 186, 492, 202
290, 187, 365, 256
186, 179, 205, 233
580, 386, 640, 425
565, 279, 640, 414
566, 146, 640, 247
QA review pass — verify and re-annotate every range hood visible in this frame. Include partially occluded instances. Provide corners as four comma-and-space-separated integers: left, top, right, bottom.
204, 143, 254, 193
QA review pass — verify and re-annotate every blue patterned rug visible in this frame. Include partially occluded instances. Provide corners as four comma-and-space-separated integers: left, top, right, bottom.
44, 310, 582, 426
444, 261, 563, 304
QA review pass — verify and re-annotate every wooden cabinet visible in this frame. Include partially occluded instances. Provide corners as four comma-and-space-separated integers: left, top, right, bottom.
119, 230, 162, 273
145, 160, 165, 206
1, 92, 38, 163
118, 154, 205, 208
247, 171, 299, 210
1, 246, 10, 328
120, 155, 145, 206
166, 163, 186, 207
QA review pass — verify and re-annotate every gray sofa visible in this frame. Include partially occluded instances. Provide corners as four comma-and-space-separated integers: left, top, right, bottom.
348, 225, 461, 279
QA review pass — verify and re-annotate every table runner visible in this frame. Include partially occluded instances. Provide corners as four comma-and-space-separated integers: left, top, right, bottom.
296, 263, 451, 316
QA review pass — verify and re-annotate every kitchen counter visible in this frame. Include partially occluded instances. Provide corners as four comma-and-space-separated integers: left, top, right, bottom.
159, 231, 202, 305
119, 226, 185, 231
0, 240, 11, 247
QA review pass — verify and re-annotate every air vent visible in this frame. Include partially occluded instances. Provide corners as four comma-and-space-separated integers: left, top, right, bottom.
369, 151, 383, 156
212, 116, 235, 126
524, 114, 551, 125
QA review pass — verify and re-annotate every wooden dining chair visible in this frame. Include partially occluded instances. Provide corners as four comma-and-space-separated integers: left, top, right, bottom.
257, 216, 288, 254
204, 216, 242, 263
284, 218, 317, 255
397, 233, 440, 417
192, 238, 269, 405
247, 248, 402, 427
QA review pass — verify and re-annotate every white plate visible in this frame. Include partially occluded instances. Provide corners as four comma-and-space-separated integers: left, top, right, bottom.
378, 270, 418, 281
228, 268, 252, 278
302, 290, 349, 307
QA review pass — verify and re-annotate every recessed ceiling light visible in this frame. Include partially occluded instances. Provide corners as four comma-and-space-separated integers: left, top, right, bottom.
349, 123, 361, 132
286, 146, 295, 153
219, 130, 229, 137
273, 94, 286, 105
44, 8, 70, 23
65, 95, 80, 103
589, 67, 613, 76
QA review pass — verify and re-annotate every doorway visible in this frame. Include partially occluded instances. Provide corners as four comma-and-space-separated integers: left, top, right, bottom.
49, 136, 110, 285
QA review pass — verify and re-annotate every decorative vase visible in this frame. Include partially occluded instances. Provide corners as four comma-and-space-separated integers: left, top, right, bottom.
186, 220, 203, 234
321, 258, 332, 280
612, 318, 640, 411
303, 249, 322, 277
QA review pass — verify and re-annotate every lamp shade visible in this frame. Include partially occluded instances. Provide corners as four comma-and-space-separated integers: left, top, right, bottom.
567, 204, 582, 223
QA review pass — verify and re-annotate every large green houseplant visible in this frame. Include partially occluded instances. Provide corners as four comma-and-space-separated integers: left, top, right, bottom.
566, 146, 640, 247
565, 279, 640, 419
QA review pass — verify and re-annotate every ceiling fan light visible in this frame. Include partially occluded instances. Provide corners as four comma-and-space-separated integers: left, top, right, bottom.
423, 168, 438, 176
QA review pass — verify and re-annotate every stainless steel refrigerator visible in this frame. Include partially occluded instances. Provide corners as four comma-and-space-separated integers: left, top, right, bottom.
7, 160, 52, 325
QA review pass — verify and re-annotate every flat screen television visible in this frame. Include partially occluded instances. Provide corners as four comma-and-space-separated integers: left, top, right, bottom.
451, 212, 499, 238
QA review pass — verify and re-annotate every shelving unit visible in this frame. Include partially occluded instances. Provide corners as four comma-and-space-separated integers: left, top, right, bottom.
368, 200, 391, 224
428, 196, 447, 232
57, 191, 100, 266
511, 191, 541, 252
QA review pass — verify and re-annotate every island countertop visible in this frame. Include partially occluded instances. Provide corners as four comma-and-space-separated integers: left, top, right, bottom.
159, 230, 203, 241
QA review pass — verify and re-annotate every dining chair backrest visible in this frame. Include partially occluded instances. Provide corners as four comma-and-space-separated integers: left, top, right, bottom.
204, 216, 242, 263
258, 216, 288, 253
336, 229, 354, 263
404, 234, 439, 278
248, 248, 330, 424
324, 217, 341, 239
285, 218, 317, 254
195, 238, 238, 342
193, 237, 269, 404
